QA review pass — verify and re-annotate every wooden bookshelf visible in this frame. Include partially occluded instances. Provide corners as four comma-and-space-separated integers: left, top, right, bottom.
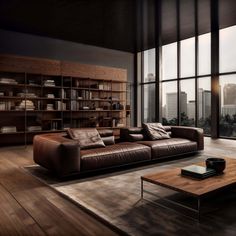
0, 54, 130, 146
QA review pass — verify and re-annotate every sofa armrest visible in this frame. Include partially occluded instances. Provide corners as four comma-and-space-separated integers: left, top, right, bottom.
171, 126, 204, 150
33, 133, 80, 177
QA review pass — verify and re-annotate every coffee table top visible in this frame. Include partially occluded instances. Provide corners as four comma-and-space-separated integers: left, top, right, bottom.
141, 157, 236, 197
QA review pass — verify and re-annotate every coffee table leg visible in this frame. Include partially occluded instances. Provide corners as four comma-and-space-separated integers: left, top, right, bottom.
198, 198, 201, 222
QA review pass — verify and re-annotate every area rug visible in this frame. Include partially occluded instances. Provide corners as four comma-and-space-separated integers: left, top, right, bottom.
25, 154, 236, 236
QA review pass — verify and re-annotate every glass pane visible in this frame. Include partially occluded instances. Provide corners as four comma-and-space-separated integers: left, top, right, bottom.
198, 33, 211, 75
162, 43, 177, 80
219, 75, 236, 137
180, 79, 195, 126
180, 38, 195, 78
162, 81, 178, 125
143, 84, 155, 122
198, 77, 211, 134
220, 25, 236, 73
143, 48, 155, 82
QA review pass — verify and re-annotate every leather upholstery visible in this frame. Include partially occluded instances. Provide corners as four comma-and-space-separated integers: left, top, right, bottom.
80, 142, 151, 171
171, 126, 204, 150
98, 129, 113, 137
33, 133, 80, 177
33, 125, 204, 177
120, 127, 144, 142
138, 138, 197, 159
67, 128, 105, 149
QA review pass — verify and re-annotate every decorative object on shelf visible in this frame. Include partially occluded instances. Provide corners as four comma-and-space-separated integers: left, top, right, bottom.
206, 158, 226, 173
112, 102, 124, 110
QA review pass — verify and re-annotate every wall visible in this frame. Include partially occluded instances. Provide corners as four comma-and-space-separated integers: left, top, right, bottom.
0, 29, 135, 124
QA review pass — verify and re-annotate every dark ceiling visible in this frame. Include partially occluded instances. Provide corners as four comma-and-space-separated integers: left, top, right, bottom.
0, 0, 236, 53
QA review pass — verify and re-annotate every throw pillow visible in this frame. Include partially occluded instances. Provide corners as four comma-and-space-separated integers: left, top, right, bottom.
142, 123, 171, 140
67, 128, 105, 149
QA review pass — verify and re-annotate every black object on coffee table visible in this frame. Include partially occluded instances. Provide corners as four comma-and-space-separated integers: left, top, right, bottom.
206, 158, 226, 173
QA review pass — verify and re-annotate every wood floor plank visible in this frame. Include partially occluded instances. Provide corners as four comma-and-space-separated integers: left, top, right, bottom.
0, 146, 119, 236
0, 184, 45, 236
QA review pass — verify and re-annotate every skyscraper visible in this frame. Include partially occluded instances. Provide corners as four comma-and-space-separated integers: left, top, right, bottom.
198, 88, 211, 119
223, 83, 236, 105
166, 92, 187, 120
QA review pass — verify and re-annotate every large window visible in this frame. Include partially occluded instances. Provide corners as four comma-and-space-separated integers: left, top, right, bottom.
180, 38, 195, 78
162, 43, 177, 80
141, 32, 212, 134
143, 84, 156, 122
142, 49, 156, 122
162, 81, 178, 125
219, 26, 236, 138
143, 48, 155, 82
180, 79, 195, 126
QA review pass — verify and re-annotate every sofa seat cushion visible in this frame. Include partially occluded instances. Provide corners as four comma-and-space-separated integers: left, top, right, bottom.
80, 142, 151, 171
138, 138, 198, 159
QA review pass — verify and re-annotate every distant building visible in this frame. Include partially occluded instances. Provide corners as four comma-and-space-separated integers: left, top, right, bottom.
198, 88, 211, 119
166, 92, 187, 120
180, 92, 187, 116
144, 82, 155, 122
187, 100, 195, 119
223, 83, 236, 105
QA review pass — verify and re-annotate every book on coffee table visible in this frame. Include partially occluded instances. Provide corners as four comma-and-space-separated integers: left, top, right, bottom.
181, 165, 216, 179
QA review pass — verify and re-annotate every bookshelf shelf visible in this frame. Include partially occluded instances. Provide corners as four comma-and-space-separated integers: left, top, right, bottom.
0, 55, 131, 146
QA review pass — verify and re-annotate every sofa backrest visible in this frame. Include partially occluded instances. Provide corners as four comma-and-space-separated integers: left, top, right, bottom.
120, 126, 172, 142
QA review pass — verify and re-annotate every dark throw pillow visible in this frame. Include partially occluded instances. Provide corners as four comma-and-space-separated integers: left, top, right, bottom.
67, 128, 105, 149
142, 123, 171, 140
101, 136, 115, 145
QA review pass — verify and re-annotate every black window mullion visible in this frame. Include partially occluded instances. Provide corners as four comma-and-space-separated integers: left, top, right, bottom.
211, 0, 220, 138
177, 0, 181, 126
195, 0, 199, 128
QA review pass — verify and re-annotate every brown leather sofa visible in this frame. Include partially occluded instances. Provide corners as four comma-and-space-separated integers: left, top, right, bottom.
33, 126, 204, 178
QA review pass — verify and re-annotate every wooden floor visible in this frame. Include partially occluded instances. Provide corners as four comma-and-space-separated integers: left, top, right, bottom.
0, 137, 235, 236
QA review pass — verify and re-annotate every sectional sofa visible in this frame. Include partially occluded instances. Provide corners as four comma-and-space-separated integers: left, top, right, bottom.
33, 126, 204, 178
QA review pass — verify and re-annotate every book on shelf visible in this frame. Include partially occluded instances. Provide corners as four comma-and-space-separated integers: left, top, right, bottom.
46, 104, 54, 110
43, 80, 55, 87
0, 78, 18, 84
27, 126, 42, 132
16, 100, 35, 110
181, 165, 216, 179
1, 126, 17, 133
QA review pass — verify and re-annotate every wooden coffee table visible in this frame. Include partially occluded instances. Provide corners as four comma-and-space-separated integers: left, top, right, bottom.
141, 157, 236, 221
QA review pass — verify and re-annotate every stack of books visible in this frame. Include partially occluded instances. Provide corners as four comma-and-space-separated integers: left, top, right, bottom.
0, 78, 18, 84
43, 80, 55, 87
17, 100, 35, 110
1, 126, 17, 133
17, 92, 37, 98
46, 104, 54, 110
181, 165, 216, 179
27, 126, 42, 132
